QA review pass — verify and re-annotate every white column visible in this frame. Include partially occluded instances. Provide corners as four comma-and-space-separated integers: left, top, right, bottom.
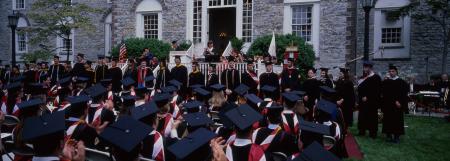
236, 0, 243, 39
312, 3, 320, 57
186, 0, 193, 41
201, 0, 208, 47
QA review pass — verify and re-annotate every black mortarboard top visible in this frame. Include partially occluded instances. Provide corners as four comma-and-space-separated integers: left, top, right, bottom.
53, 55, 60, 59
282, 92, 301, 103
261, 85, 276, 93
122, 95, 137, 108
184, 112, 213, 128
320, 67, 329, 72
86, 61, 92, 65
174, 55, 181, 59
22, 111, 65, 141
86, 84, 107, 98
172, 40, 177, 44
131, 101, 159, 120
17, 98, 44, 111
266, 103, 283, 113
339, 67, 350, 73
183, 100, 204, 113
121, 77, 136, 87
98, 55, 105, 59
298, 119, 331, 136
225, 104, 263, 131
122, 95, 137, 101
66, 95, 91, 105
316, 99, 338, 116
65, 95, 91, 117
77, 53, 85, 58
99, 116, 152, 152
12, 75, 26, 82
307, 67, 317, 73
29, 83, 44, 94
100, 79, 112, 87
134, 86, 148, 95
58, 76, 72, 87
193, 87, 210, 97
168, 79, 182, 88
161, 86, 177, 93
363, 60, 374, 67
244, 94, 263, 105
319, 86, 336, 95
145, 75, 155, 82
190, 84, 204, 89
245, 58, 254, 64
234, 84, 249, 96
292, 141, 340, 161
152, 93, 171, 104
264, 61, 273, 66
389, 64, 398, 71
227, 56, 235, 62
168, 128, 216, 160
289, 90, 306, 97
6, 82, 22, 91
210, 83, 225, 91
76, 76, 89, 83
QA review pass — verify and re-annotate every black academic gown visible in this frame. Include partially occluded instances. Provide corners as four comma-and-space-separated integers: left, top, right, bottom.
48, 64, 66, 85
81, 69, 95, 87
206, 73, 219, 87
108, 67, 123, 93
189, 71, 205, 87
221, 69, 240, 90
381, 77, 408, 135
321, 78, 334, 88
259, 72, 280, 99
335, 78, 356, 127
281, 68, 301, 92
357, 74, 382, 134
95, 64, 109, 84
241, 71, 258, 94
171, 65, 188, 97
155, 68, 171, 89
72, 62, 85, 77
302, 78, 322, 114
253, 126, 299, 157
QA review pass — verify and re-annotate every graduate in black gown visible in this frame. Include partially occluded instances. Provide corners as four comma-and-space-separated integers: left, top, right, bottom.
281, 59, 301, 92
206, 64, 219, 88
108, 57, 123, 93
95, 55, 109, 84
302, 68, 322, 120
188, 61, 205, 87
221, 57, 240, 102
335, 67, 356, 128
320, 67, 334, 88
357, 61, 382, 138
170, 56, 188, 98
241, 60, 258, 95
48, 56, 66, 85
72, 53, 86, 77
155, 59, 171, 90
259, 61, 280, 100
82, 61, 95, 87
381, 64, 408, 143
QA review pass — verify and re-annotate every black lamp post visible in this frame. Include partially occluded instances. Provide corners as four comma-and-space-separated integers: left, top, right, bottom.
8, 11, 19, 67
361, 0, 376, 61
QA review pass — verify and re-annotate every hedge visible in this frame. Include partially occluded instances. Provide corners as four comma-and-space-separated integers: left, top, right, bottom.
111, 38, 171, 59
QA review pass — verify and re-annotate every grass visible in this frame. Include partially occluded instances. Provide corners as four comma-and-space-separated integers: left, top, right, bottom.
345, 115, 450, 161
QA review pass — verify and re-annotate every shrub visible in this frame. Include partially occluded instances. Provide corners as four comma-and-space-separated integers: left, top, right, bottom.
111, 38, 171, 59
230, 37, 244, 52
178, 40, 192, 51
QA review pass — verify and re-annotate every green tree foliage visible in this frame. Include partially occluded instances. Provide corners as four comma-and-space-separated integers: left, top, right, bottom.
247, 34, 315, 74
21, 50, 53, 63
392, 0, 450, 73
230, 37, 244, 52
111, 38, 172, 59
178, 41, 192, 51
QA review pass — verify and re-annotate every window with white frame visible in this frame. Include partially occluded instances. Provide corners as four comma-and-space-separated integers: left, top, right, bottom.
62, 37, 72, 52
144, 14, 159, 39
193, 0, 202, 43
16, 32, 27, 53
14, 0, 25, 10
291, 5, 312, 42
382, 27, 402, 44
242, 0, 253, 42
57, 30, 74, 55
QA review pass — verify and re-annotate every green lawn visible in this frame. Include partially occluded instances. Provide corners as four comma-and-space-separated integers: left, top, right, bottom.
345, 115, 450, 161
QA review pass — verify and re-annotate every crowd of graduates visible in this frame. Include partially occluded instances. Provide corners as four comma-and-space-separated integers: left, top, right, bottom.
0, 51, 416, 161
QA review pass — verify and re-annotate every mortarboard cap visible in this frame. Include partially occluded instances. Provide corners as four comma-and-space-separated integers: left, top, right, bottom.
193, 87, 210, 97
131, 101, 159, 121
261, 85, 276, 93
289, 90, 306, 97
190, 84, 204, 89
17, 98, 44, 111
121, 77, 136, 87
161, 86, 178, 93
76, 76, 89, 83
210, 84, 225, 91
225, 104, 263, 131
122, 95, 137, 107
234, 84, 249, 96
99, 116, 152, 152
320, 67, 329, 72
389, 64, 397, 71
53, 55, 60, 59
77, 53, 85, 58
292, 141, 340, 161
98, 55, 105, 59
319, 86, 336, 95
282, 92, 301, 103
12, 75, 26, 82
86, 61, 92, 65
100, 79, 112, 87
122, 95, 137, 101
6, 82, 22, 91
167, 128, 216, 160
363, 61, 374, 67
152, 93, 171, 104
22, 111, 65, 141
264, 61, 273, 66
183, 100, 204, 113
58, 77, 72, 87
316, 99, 338, 116
307, 67, 317, 73
66, 95, 91, 105
145, 75, 155, 82
184, 112, 213, 128
86, 84, 107, 98
134, 86, 148, 95
168, 79, 182, 88
244, 94, 263, 105
299, 119, 331, 136
339, 67, 349, 73
174, 55, 181, 59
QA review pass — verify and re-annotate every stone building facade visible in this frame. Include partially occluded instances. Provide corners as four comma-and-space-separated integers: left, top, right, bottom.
0, 0, 449, 83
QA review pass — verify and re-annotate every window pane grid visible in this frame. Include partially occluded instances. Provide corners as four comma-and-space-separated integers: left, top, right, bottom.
194, 0, 202, 43
144, 14, 158, 39
16, 0, 25, 9
242, 0, 252, 42
292, 5, 312, 42
382, 28, 401, 44
17, 33, 26, 52
62, 38, 72, 52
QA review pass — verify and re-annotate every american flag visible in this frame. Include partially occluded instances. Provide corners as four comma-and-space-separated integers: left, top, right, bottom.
119, 42, 127, 63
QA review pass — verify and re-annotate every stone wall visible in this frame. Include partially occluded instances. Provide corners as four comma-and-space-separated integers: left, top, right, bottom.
161, 0, 186, 43
253, 0, 284, 38
0, 0, 13, 64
